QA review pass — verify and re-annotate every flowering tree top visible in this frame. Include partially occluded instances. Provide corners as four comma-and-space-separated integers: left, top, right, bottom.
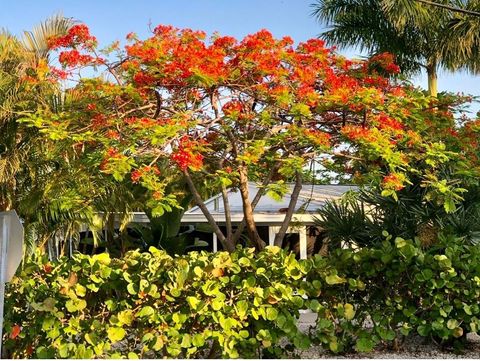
20, 23, 480, 249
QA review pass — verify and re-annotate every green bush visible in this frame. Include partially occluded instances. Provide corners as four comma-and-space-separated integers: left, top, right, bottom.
5, 236, 480, 358
307, 234, 480, 353
3, 246, 313, 359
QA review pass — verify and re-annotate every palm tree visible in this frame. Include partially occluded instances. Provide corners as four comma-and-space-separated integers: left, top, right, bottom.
311, 0, 480, 96
0, 14, 74, 210
0, 15, 80, 254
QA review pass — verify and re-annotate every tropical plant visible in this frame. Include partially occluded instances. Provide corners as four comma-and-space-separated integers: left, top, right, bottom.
313, 196, 373, 248
316, 176, 480, 249
0, 15, 82, 254
3, 246, 313, 359
5, 237, 480, 357
311, 0, 480, 96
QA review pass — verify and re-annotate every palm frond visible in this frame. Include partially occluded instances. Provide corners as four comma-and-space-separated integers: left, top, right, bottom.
21, 13, 75, 60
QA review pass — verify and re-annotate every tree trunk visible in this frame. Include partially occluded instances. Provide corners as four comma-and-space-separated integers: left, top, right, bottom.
274, 172, 302, 247
220, 184, 233, 243
238, 165, 265, 251
183, 170, 235, 252
231, 163, 279, 245
427, 60, 438, 97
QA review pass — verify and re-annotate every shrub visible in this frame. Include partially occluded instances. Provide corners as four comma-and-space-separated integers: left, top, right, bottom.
5, 236, 480, 358
307, 234, 480, 353
3, 246, 312, 359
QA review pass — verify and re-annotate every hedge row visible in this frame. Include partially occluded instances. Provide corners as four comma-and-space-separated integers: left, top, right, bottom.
3, 234, 480, 358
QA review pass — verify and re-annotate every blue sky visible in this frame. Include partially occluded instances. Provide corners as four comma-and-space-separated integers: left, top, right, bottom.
2, 0, 479, 115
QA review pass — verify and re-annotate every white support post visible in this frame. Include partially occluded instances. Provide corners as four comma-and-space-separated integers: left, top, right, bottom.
268, 226, 277, 247
0, 211, 24, 357
212, 232, 218, 252
299, 226, 307, 260
0, 215, 9, 357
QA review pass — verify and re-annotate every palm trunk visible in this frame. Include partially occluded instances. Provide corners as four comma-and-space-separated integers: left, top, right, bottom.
427, 60, 438, 97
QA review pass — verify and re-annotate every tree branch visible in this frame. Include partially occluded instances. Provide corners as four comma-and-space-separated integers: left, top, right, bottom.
153, 90, 162, 119
183, 169, 235, 252
414, 0, 480, 16
221, 184, 233, 242
274, 171, 302, 247
237, 165, 265, 251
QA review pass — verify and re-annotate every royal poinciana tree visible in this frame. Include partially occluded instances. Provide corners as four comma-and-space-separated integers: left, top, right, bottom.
22, 24, 480, 252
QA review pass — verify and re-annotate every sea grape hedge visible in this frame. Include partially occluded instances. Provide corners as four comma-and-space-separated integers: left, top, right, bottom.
3, 247, 312, 359
307, 233, 480, 353
4, 236, 480, 358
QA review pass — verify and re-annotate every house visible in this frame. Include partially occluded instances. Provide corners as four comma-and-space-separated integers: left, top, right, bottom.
78, 182, 355, 258
178, 182, 356, 259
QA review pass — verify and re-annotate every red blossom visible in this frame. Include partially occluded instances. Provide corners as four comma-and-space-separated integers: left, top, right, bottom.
377, 113, 404, 131
171, 136, 205, 171
43, 263, 52, 273
47, 24, 97, 50
152, 191, 163, 200
92, 114, 107, 128
106, 130, 120, 140
367, 53, 401, 75
131, 170, 142, 183
382, 173, 405, 191
106, 147, 120, 158
10, 325, 21, 339
59, 50, 96, 67
133, 72, 156, 86
304, 129, 331, 147
341, 125, 374, 142
222, 100, 244, 117
50, 67, 70, 80
131, 165, 161, 183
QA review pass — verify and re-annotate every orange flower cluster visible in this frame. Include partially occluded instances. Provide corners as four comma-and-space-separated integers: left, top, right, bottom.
367, 53, 401, 74
47, 24, 97, 50
303, 129, 331, 147
222, 100, 251, 121
222, 100, 244, 117
122, 26, 349, 108
59, 50, 96, 67
100, 147, 122, 170
49, 67, 70, 80
171, 136, 204, 171
341, 125, 375, 142
48, 24, 103, 71
376, 113, 404, 132
125, 25, 234, 87
382, 173, 406, 191
131, 165, 161, 183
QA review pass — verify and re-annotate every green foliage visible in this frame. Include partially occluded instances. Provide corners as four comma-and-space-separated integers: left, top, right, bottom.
314, 195, 373, 248
316, 180, 480, 249
5, 237, 480, 358
307, 235, 480, 352
3, 246, 312, 359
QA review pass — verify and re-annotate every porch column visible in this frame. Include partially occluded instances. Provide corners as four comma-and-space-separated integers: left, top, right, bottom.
212, 233, 218, 252
299, 226, 307, 259
268, 226, 277, 247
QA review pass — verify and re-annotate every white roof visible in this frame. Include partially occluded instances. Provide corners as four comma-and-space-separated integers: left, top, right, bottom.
182, 182, 356, 225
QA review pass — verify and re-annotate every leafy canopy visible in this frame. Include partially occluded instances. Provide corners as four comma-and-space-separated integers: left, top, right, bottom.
19, 23, 480, 221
